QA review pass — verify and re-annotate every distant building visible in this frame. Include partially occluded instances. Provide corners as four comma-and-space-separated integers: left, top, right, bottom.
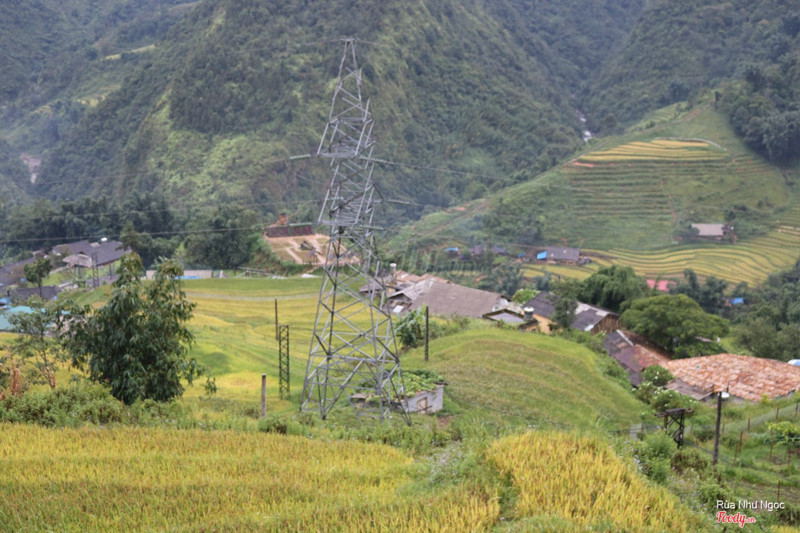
534, 247, 582, 264
523, 292, 620, 334
265, 213, 313, 238
689, 223, 733, 241
55, 239, 129, 269
603, 330, 670, 386
646, 279, 675, 292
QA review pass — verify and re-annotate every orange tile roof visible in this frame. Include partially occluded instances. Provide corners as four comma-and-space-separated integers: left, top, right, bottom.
634, 346, 670, 369
664, 354, 800, 401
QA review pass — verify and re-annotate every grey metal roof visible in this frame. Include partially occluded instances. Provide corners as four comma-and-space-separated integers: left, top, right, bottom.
56, 240, 128, 266
543, 247, 581, 261
405, 280, 504, 319
525, 292, 616, 331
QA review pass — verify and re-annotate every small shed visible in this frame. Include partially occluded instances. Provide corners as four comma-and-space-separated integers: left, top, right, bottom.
404, 384, 445, 414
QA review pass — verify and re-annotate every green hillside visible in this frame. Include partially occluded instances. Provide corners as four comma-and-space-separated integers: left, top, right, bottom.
585, 0, 800, 126
178, 278, 641, 431
389, 100, 798, 257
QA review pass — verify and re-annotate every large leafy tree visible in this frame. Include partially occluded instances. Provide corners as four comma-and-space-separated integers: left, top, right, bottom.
578, 265, 649, 313
620, 294, 729, 355
65, 252, 203, 404
185, 206, 258, 270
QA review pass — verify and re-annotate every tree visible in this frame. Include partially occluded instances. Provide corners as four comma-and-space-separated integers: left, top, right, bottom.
64, 253, 204, 404
578, 265, 649, 313
552, 280, 580, 330
1, 299, 68, 390
185, 206, 258, 269
670, 268, 728, 315
395, 308, 425, 349
23, 257, 53, 299
620, 294, 729, 354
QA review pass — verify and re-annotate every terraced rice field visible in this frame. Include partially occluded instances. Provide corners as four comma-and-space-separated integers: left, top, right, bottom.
579, 139, 727, 162
589, 227, 800, 286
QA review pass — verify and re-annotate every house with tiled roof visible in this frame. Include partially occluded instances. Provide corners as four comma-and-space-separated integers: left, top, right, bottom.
664, 354, 800, 402
603, 329, 670, 386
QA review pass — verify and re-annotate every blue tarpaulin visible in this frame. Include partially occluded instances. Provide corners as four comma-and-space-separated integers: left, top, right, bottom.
536, 251, 547, 260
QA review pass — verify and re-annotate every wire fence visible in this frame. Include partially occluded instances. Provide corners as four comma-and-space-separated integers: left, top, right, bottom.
621, 403, 800, 502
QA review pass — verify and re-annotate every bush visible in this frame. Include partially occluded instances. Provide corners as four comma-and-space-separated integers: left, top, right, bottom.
651, 389, 696, 413
641, 365, 673, 387
635, 431, 677, 483
671, 447, 710, 475
0, 382, 123, 426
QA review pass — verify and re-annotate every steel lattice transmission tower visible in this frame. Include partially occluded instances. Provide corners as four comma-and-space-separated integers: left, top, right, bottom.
300, 40, 409, 424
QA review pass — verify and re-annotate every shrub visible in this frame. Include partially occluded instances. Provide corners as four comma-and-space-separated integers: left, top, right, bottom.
671, 447, 710, 475
0, 382, 123, 426
641, 365, 674, 387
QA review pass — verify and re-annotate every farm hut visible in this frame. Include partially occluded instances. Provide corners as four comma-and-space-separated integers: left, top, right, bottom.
664, 354, 800, 402
9, 286, 60, 303
689, 223, 732, 241
537, 247, 581, 264
265, 214, 313, 238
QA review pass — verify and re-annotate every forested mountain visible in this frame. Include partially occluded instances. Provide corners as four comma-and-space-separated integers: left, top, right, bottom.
0, 0, 798, 238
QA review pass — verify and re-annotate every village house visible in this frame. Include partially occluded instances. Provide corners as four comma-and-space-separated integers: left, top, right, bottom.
55, 239, 129, 270
689, 223, 733, 241
532, 247, 582, 264
663, 354, 800, 402
523, 291, 620, 334
603, 330, 670, 386
387, 277, 507, 319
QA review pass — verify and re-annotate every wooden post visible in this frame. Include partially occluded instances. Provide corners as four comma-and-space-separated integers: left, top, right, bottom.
747, 417, 751, 432
735, 431, 744, 462
274, 299, 279, 341
777, 480, 781, 501
713, 390, 723, 466
769, 441, 774, 461
424, 306, 429, 362
261, 374, 267, 419
776, 407, 780, 420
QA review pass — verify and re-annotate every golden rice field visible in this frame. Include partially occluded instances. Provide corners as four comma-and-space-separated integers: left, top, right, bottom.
589, 229, 800, 286
487, 432, 706, 531
579, 138, 726, 162
0, 423, 499, 531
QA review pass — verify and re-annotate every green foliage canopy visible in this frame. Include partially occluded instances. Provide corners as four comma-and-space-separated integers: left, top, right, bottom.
578, 265, 649, 313
64, 253, 203, 404
620, 294, 729, 354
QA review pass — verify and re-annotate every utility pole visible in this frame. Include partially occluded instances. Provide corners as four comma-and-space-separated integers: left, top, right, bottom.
713, 388, 727, 466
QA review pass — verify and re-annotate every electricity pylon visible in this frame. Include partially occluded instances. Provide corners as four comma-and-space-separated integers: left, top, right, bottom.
300, 40, 409, 424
